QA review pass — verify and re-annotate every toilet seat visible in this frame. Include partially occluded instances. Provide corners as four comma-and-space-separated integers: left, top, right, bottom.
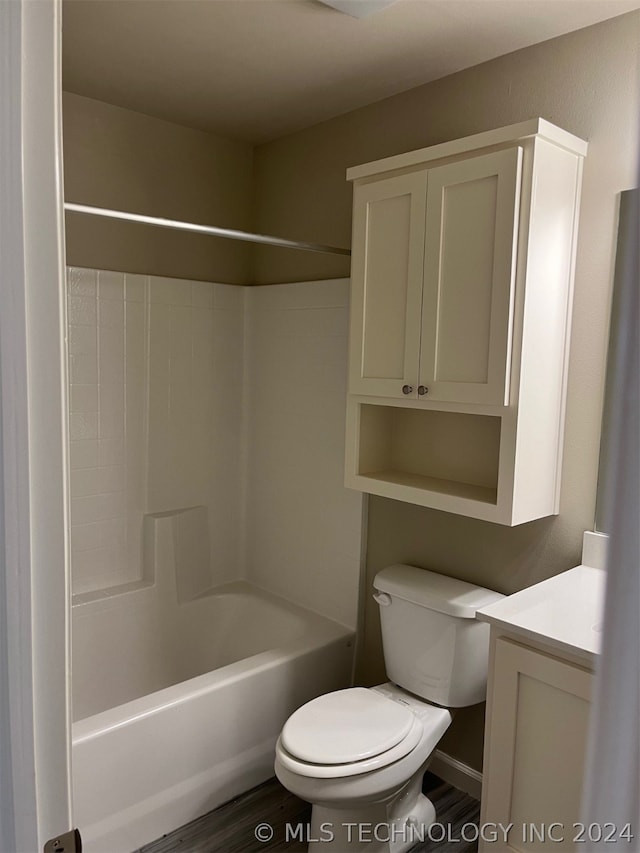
276, 687, 425, 779
282, 687, 415, 763
276, 716, 422, 778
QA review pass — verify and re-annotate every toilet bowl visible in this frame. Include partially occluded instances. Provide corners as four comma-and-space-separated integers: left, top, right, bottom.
275, 683, 451, 852
275, 565, 504, 852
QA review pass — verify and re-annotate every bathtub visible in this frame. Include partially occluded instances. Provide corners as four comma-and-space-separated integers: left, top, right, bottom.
71, 579, 355, 852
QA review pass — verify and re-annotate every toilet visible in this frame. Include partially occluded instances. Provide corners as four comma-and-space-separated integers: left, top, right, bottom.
275, 564, 504, 852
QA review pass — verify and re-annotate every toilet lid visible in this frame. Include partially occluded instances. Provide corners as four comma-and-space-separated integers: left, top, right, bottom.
276, 716, 423, 779
281, 687, 415, 765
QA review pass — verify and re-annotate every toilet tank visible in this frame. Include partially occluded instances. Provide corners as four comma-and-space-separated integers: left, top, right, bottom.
373, 565, 504, 707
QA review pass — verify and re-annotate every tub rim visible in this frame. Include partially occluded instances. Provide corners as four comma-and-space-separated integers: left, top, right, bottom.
72, 581, 353, 743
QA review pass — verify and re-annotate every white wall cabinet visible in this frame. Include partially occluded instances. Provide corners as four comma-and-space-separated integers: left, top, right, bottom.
479, 637, 593, 853
344, 119, 587, 524
350, 146, 523, 406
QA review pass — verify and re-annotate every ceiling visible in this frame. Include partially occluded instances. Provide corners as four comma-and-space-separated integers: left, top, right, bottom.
62, 0, 640, 144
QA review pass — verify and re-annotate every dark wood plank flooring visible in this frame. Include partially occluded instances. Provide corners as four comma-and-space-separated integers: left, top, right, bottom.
135, 772, 480, 853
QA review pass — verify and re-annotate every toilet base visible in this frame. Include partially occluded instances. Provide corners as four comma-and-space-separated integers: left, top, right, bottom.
307, 773, 435, 853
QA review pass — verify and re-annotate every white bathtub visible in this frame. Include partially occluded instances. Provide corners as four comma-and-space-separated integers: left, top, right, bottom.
72, 580, 354, 852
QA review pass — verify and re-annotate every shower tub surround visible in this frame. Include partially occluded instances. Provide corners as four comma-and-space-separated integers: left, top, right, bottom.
67, 267, 244, 596
73, 509, 354, 852
67, 269, 363, 851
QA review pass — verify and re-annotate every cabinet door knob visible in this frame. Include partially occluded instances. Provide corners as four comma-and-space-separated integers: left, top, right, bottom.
402, 384, 414, 395
418, 385, 429, 396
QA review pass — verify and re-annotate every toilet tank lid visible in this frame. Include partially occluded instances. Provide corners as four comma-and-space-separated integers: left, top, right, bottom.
374, 564, 504, 618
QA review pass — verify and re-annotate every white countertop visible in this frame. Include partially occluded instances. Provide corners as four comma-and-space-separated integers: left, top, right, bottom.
477, 564, 606, 666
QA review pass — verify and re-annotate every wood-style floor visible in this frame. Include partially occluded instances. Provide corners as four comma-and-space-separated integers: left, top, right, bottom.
135, 772, 480, 853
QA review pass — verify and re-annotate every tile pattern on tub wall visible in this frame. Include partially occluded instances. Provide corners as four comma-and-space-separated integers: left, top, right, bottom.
70, 468, 102, 498
191, 280, 214, 308
98, 298, 124, 328
99, 436, 125, 468
67, 265, 147, 596
170, 305, 192, 360
70, 384, 98, 413
125, 273, 147, 303
149, 275, 191, 305
68, 324, 97, 357
67, 265, 246, 597
126, 301, 146, 379
99, 326, 125, 385
70, 439, 99, 470
68, 295, 97, 326
67, 267, 97, 297
244, 288, 363, 628
213, 282, 244, 312
247, 278, 350, 313
71, 550, 129, 597
71, 521, 101, 552
71, 493, 125, 526
68, 325, 98, 384
252, 306, 348, 339
147, 301, 172, 508
69, 412, 99, 441
66, 271, 361, 620
145, 282, 244, 585
98, 270, 125, 301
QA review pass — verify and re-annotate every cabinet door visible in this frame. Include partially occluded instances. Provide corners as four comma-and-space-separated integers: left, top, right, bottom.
480, 638, 592, 853
420, 147, 522, 405
348, 171, 428, 398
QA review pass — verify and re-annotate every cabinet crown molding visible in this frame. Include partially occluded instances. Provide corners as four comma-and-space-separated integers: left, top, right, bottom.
346, 117, 588, 182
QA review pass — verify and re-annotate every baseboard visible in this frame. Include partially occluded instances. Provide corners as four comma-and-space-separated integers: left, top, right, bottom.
430, 749, 483, 801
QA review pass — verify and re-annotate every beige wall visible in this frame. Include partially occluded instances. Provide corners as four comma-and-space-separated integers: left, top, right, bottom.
252, 12, 640, 770
63, 93, 254, 284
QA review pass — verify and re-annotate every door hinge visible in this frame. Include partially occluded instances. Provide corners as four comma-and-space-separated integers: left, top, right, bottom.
44, 828, 82, 853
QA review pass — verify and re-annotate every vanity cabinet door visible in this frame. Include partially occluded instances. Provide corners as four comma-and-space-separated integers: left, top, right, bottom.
480, 638, 593, 853
419, 147, 522, 405
348, 171, 428, 399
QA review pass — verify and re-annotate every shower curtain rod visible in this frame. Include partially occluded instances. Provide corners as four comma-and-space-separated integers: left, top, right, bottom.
64, 203, 351, 257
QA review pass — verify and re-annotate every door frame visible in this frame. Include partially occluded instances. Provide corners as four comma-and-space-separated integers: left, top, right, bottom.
0, 1, 72, 850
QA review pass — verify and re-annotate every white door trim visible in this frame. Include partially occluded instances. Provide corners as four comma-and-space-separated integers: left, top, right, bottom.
0, 1, 72, 850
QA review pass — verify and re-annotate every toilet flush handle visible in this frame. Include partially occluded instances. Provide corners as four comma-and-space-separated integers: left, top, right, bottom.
373, 592, 392, 607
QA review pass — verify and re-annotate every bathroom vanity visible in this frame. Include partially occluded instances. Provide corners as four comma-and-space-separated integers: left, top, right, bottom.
344, 119, 586, 525
477, 537, 606, 853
